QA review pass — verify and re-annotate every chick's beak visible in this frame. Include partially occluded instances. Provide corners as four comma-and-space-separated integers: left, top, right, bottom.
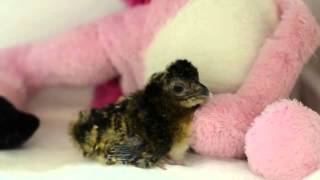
196, 83, 209, 98
201, 84, 209, 96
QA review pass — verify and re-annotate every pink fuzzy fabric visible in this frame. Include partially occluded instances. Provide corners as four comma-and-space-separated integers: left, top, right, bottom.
93, 0, 187, 100
0, 23, 119, 108
191, 0, 320, 158
95, 1, 183, 98
246, 100, 320, 180
93, 0, 151, 108
0, 0, 188, 109
92, 78, 123, 108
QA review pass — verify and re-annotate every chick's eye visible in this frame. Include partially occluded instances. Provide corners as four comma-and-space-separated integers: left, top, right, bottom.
173, 84, 184, 93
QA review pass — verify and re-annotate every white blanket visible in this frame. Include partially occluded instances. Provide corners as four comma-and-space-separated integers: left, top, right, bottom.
1, 87, 320, 180
0, 88, 262, 180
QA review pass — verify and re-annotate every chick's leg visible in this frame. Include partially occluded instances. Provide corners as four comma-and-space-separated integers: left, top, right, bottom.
163, 155, 185, 166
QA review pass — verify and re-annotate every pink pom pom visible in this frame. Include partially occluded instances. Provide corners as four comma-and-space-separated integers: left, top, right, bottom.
246, 100, 320, 180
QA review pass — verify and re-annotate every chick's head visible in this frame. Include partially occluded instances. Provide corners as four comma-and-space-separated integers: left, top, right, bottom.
147, 60, 209, 108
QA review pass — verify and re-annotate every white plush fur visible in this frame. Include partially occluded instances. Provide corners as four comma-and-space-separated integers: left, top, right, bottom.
145, 0, 278, 93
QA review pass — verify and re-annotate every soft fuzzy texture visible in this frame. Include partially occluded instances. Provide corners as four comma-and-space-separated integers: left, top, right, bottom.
92, 78, 123, 108
0, 0, 190, 109
192, 0, 320, 158
0, 0, 320, 179
0, 0, 127, 108
246, 100, 320, 180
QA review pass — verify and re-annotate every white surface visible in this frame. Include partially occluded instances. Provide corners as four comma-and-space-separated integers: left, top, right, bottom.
0, 88, 263, 180
0, 0, 319, 180
0, 88, 317, 180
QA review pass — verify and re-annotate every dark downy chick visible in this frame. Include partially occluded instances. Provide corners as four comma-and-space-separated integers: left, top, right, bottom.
70, 59, 209, 168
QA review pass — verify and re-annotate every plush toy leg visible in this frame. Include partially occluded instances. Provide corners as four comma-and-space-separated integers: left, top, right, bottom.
192, 0, 320, 158
246, 100, 320, 180
0, 97, 39, 149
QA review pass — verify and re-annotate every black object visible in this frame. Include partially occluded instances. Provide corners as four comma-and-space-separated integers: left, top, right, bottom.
0, 96, 39, 149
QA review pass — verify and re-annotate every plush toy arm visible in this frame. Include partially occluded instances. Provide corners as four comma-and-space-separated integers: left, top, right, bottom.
21, 23, 118, 88
191, 0, 320, 158
0, 23, 117, 107
0, 5, 149, 108
237, 0, 320, 105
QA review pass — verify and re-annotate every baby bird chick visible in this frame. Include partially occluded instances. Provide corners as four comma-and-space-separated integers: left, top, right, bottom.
70, 60, 209, 168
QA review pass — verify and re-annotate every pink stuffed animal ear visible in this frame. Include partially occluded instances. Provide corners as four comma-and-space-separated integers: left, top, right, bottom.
124, 0, 151, 6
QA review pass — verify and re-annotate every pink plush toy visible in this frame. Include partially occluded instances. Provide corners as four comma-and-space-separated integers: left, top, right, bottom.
0, 0, 319, 179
